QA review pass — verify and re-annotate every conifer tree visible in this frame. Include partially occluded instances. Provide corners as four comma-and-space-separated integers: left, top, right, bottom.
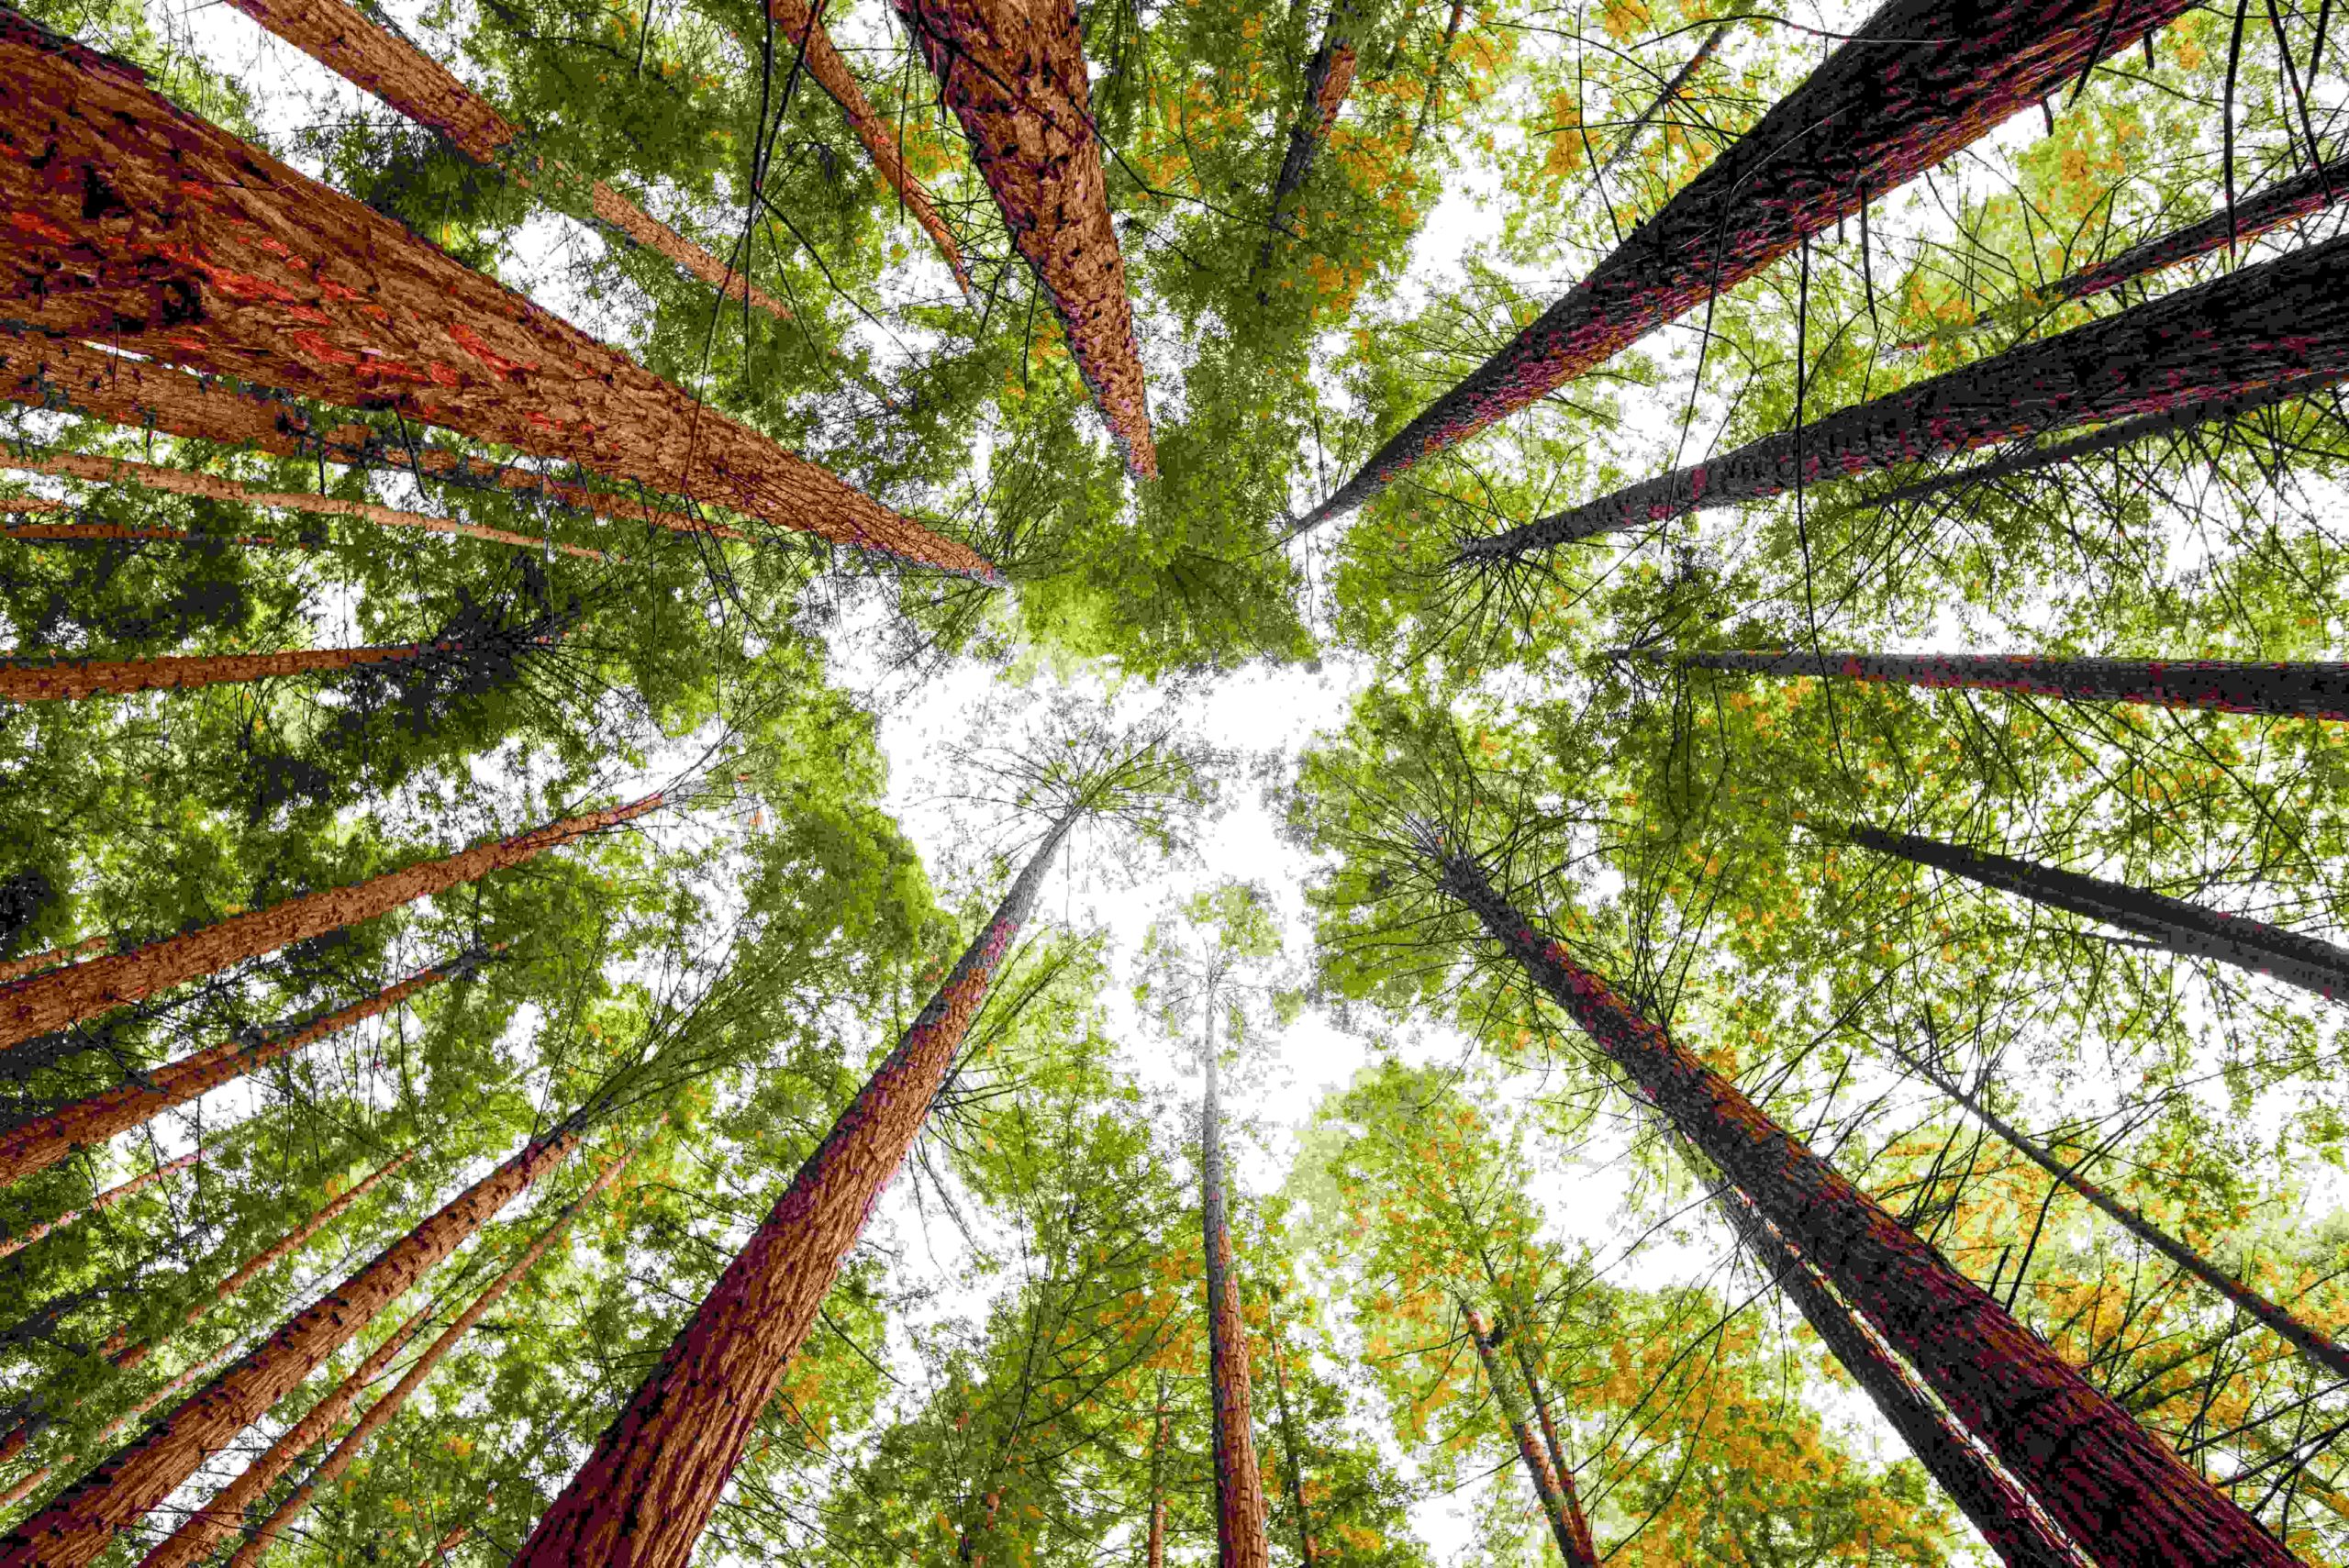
0, 639, 543, 704
1202, 1018, 1271, 1568
1460, 1305, 1598, 1567
1654, 650, 2349, 722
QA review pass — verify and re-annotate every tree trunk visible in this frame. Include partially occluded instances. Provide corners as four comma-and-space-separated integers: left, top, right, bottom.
1664, 649, 2349, 722
0, 1338, 243, 1513
1256, 8, 1360, 284
219, 1141, 637, 1568
1396, 0, 1465, 161
0, 960, 468, 1193
2045, 154, 2349, 304
1264, 1291, 1316, 1568
891, 0, 1157, 477
6, 451, 618, 560
1881, 1036, 2349, 1385
222, 0, 793, 322
1201, 1012, 1271, 1568
1431, 845, 2297, 1568
0, 13, 997, 583
1456, 231, 2349, 560
510, 815, 1077, 1568
1846, 822, 2349, 1003
1506, 1337, 1581, 1534
1461, 1305, 1598, 1568
0, 937, 107, 986
1716, 1184, 2084, 1567
1146, 1386, 1168, 1568
0, 796, 655, 1051
0, 1118, 582, 1568
1297, 0, 2203, 530
1590, 19, 1730, 184
0, 1148, 200, 1262
3, 639, 505, 703
412, 1514, 474, 1567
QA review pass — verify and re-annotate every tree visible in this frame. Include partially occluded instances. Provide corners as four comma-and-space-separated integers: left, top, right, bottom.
0, 637, 555, 703
1657, 649, 2349, 722
1460, 1305, 1599, 1567
0, 1150, 199, 1263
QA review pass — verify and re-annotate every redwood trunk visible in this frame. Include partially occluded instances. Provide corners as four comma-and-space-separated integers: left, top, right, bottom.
1297, 0, 2202, 528
0, 1120, 581, 1567
1257, 14, 1359, 280
1846, 823, 2349, 1003
1145, 1393, 1168, 1568
0, 796, 655, 1051
0, 1339, 242, 1513
220, 1142, 636, 1568
510, 816, 1077, 1568
1462, 1307, 1597, 1568
0, 13, 996, 581
1432, 846, 2296, 1568
1457, 231, 2349, 559
0, 1148, 200, 1262
892, 0, 1157, 476
1507, 1339, 1584, 1537
1669, 650, 2349, 723
1202, 1023, 1271, 1568
0, 937, 106, 985
2047, 154, 2349, 303
3, 639, 496, 703
1718, 1185, 2083, 1567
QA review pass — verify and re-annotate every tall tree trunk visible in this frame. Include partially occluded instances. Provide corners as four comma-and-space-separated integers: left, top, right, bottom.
1255, 6, 1360, 285
510, 814, 1078, 1568
1456, 232, 2349, 561
891, 0, 1157, 477
0, 13, 997, 583
1430, 844, 2297, 1568
1506, 1337, 1579, 1528
0, 1148, 200, 1262
2043, 154, 2349, 305
6, 451, 618, 560
1, 639, 531, 704
0, 1338, 243, 1512
1297, 0, 2203, 530
0, 958, 470, 1191
1881, 1036, 2349, 1384
1264, 1290, 1316, 1568
0, 796, 655, 1051
1201, 1011, 1271, 1568
0, 1118, 583, 1568
1846, 823, 2349, 1003
1145, 1384, 1168, 1568
1661, 649, 2349, 722
1590, 19, 1730, 185
1715, 1184, 2084, 1567
1461, 1305, 1598, 1568
219, 1141, 637, 1568
1395, 0, 1465, 161
0, 938, 106, 986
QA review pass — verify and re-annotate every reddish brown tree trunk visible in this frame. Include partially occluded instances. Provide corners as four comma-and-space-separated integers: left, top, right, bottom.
1431, 845, 2296, 1568
0, 795, 655, 1051
0, 1119, 581, 1568
891, 0, 1157, 477
1456, 232, 2349, 559
1145, 1392, 1168, 1568
510, 815, 1077, 1568
1297, 0, 2201, 529
0, 961, 464, 1193
1201, 1019, 1271, 1568
0, 1148, 199, 1262
1507, 1339, 1581, 1531
0, 1339, 243, 1513
220, 0, 793, 323
1463, 1306, 1598, 1568
1667, 649, 2349, 722
412, 1515, 474, 1567
2046, 155, 2349, 304
220, 1142, 636, 1568
1257, 11, 1359, 282
3, 639, 496, 703
1847, 823, 2349, 1003
0, 14, 996, 582
0, 937, 106, 985
1718, 1185, 2084, 1567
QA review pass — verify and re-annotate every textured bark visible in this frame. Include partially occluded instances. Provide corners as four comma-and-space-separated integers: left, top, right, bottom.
412, 1517, 473, 1567
760, 0, 972, 293
2046, 154, 2349, 303
511, 816, 1076, 1568
2, 521, 295, 545
1847, 823, 2349, 1003
1880, 1038, 2349, 1386
1298, 0, 2203, 529
0, 1149, 200, 1262
0, 1340, 241, 1513
0, 16, 996, 581
1257, 11, 1359, 280
1669, 649, 2349, 722
222, 0, 793, 322
0, 1121, 579, 1568
0, 795, 657, 1051
1590, 19, 1729, 184
1145, 1393, 1168, 1568
1462, 1307, 1598, 1568
1507, 1340, 1581, 1539
0, 958, 469, 1192
0, 937, 106, 986
1459, 232, 2349, 559
2, 639, 489, 703
6, 450, 618, 560
1432, 846, 2297, 1568
893, 0, 1156, 476
221, 1143, 635, 1568
1202, 1025, 1271, 1568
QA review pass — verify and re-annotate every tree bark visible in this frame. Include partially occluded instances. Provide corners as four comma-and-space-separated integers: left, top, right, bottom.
0, 13, 997, 582
1430, 844, 2297, 1568
218, 1141, 637, 1568
1145, 1386, 1168, 1568
1297, 0, 2203, 530
0, 1148, 200, 1262
1664, 649, 2349, 723
1461, 1305, 1598, 1568
1456, 231, 2349, 560
0, 796, 655, 1051
509, 814, 1077, 1568
1201, 1009, 1271, 1568
2044, 154, 2349, 304
1846, 822, 2349, 1003
1506, 1338, 1584, 1539
0, 1119, 581, 1568
0, 1339, 242, 1513
412, 1515, 474, 1568
0, 937, 106, 986
1716, 1184, 2084, 1567
1, 639, 515, 703
1255, 7, 1359, 283
891, 0, 1157, 477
